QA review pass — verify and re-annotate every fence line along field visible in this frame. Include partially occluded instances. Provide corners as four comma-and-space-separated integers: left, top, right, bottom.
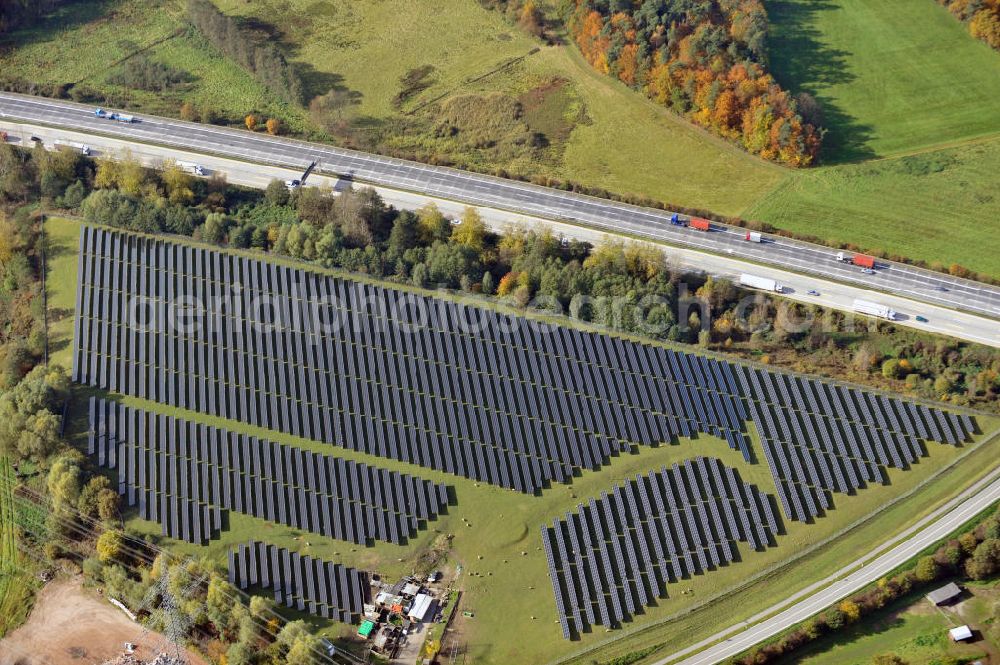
53, 220, 1000, 664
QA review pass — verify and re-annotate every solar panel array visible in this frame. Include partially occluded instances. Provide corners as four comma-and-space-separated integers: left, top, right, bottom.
228, 540, 369, 622
72, 227, 978, 518
732, 366, 975, 522
541, 457, 778, 638
88, 398, 449, 546
71, 227, 755, 494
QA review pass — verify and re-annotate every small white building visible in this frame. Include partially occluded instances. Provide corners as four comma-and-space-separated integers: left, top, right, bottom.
949, 625, 973, 642
407, 593, 436, 622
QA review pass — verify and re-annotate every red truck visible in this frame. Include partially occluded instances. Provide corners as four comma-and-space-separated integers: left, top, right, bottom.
689, 218, 711, 231
837, 252, 875, 268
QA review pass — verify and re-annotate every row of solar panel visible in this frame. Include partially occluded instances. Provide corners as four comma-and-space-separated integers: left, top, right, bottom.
228, 540, 369, 623
733, 366, 975, 521
540, 457, 778, 639
136, 490, 222, 544
73, 228, 979, 519
89, 399, 449, 545
73, 302, 745, 493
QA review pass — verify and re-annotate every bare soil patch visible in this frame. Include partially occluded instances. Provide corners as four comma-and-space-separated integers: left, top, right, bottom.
0, 577, 206, 665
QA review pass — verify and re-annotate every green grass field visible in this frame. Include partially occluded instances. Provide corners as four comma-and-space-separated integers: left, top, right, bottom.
46, 215, 81, 370
776, 586, 995, 665
745, 137, 1000, 277
767, 0, 1000, 163
44, 217, 1000, 664
0, 456, 18, 634
0, 0, 306, 129
747, 0, 1000, 278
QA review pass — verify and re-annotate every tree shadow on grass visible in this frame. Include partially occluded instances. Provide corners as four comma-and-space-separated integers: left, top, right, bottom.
233, 14, 363, 106
294, 65, 363, 108
0, 0, 118, 50
767, 0, 878, 164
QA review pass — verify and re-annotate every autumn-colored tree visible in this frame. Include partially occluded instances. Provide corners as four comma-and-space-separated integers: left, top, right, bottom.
94, 150, 145, 196
518, 0, 544, 37
245, 114, 257, 131
970, 7, 1000, 48
496, 271, 519, 297
939, 0, 1000, 50
574, 10, 610, 72
96, 529, 124, 563
569, 0, 821, 165
93, 154, 119, 190
616, 43, 639, 86
416, 202, 451, 244
97, 488, 120, 522
451, 206, 487, 253
161, 163, 195, 205
838, 599, 861, 623
913, 556, 939, 582
179, 102, 197, 121
118, 152, 147, 196
265, 118, 280, 135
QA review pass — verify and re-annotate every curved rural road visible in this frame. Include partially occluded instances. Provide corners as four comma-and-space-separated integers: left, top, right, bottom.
654, 464, 1000, 665
1, 92, 999, 323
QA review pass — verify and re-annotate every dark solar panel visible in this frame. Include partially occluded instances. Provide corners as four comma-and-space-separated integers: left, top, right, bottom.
541, 458, 776, 637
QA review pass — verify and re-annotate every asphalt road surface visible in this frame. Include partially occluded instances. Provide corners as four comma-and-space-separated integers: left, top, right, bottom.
656, 465, 1000, 665
2, 92, 999, 322
8, 122, 999, 348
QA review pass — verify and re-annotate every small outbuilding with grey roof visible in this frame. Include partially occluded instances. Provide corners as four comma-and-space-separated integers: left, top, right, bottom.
949, 625, 973, 642
926, 582, 963, 606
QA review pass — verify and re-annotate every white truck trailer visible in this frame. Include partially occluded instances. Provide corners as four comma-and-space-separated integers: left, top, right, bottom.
739, 273, 783, 293
852, 299, 896, 320
54, 141, 91, 155
175, 161, 206, 176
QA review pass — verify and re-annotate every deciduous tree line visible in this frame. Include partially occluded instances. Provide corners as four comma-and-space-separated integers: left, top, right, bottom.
938, 0, 1000, 50
566, 0, 822, 166
186, 0, 304, 105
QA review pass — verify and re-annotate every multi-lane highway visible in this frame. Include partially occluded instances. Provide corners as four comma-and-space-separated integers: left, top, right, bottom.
2, 91, 999, 321
10, 122, 999, 347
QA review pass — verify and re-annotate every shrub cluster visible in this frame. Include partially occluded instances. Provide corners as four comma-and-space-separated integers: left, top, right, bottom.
108, 55, 192, 93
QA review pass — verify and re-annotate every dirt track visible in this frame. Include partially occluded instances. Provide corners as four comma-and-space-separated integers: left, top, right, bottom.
0, 577, 206, 665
